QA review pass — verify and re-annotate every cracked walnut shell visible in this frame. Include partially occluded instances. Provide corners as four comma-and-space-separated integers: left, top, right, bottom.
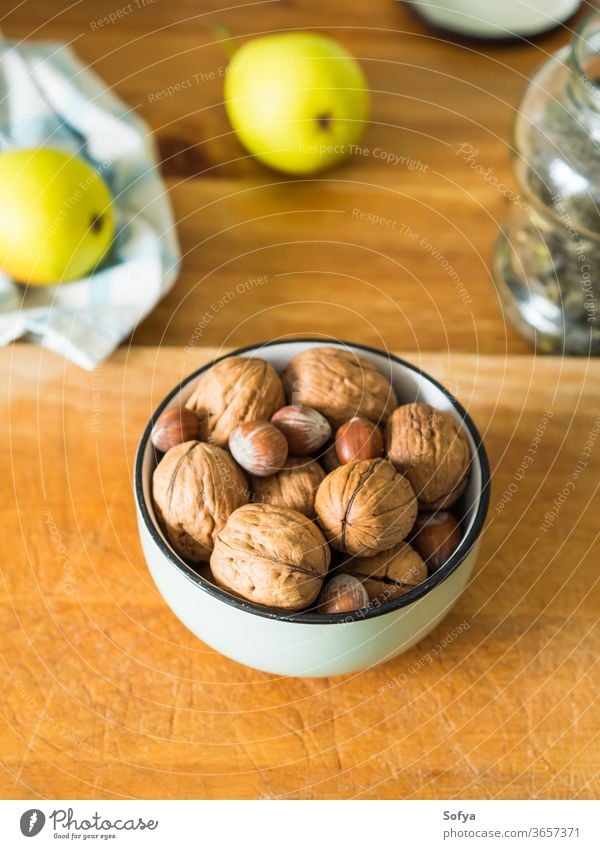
251, 457, 325, 518
314, 458, 417, 557
386, 403, 471, 510
281, 347, 397, 429
210, 503, 331, 610
346, 542, 427, 605
152, 441, 249, 562
185, 357, 285, 447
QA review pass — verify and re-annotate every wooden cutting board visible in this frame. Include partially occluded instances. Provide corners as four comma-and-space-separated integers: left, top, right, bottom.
1, 345, 598, 800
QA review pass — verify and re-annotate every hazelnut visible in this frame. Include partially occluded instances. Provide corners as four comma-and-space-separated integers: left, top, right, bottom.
151, 407, 202, 453
281, 346, 397, 429
186, 357, 284, 447
251, 457, 325, 518
229, 420, 288, 477
152, 441, 249, 562
411, 511, 462, 572
315, 458, 418, 557
335, 417, 384, 464
271, 404, 331, 455
318, 573, 369, 614
386, 403, 471, 510
210, 503, 331, 610
347, 542, 427, 604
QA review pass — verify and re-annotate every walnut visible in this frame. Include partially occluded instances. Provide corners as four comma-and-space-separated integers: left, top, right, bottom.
251, 457, 325, 518
346, 542, 427, 604
314, 458, 417, 557
281, 347, 397, 429
210, 503, 331, 610
186, 357, 285, 447
386, 403, 471, 510
152, 441, 249, 562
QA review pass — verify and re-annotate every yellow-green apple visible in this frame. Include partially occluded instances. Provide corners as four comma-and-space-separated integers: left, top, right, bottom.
0, 147, 115, 286
224, 32, 369, 175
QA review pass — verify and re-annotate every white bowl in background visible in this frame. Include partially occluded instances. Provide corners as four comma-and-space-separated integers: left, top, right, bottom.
408, 0, 580, 39
134, 340, 490, 678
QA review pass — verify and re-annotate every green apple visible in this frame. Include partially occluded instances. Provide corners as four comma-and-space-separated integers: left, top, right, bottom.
0, 147, 115, 286
224, 32, 369, 175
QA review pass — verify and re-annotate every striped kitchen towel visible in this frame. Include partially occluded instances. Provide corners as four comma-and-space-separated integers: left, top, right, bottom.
0, 38, 180, 369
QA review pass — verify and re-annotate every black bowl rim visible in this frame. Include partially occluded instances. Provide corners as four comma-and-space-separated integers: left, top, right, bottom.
134, 339, 491, 624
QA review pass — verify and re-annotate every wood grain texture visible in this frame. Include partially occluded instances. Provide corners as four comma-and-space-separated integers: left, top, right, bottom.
3, 0, 591, 354
0, 345, 598, 800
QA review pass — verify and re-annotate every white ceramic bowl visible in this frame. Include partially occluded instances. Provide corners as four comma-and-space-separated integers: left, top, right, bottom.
134, 340, 490, 677
408, 0, 580, 38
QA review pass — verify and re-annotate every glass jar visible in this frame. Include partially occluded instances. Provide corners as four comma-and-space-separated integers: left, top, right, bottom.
493, 12, 600, 355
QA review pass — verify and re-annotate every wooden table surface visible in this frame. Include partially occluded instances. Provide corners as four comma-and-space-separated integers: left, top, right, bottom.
2, 0, 599, 801
5, 0, 595, 355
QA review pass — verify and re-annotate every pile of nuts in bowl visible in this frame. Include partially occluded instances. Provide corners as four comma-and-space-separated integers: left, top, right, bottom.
150, 347, 471, 615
